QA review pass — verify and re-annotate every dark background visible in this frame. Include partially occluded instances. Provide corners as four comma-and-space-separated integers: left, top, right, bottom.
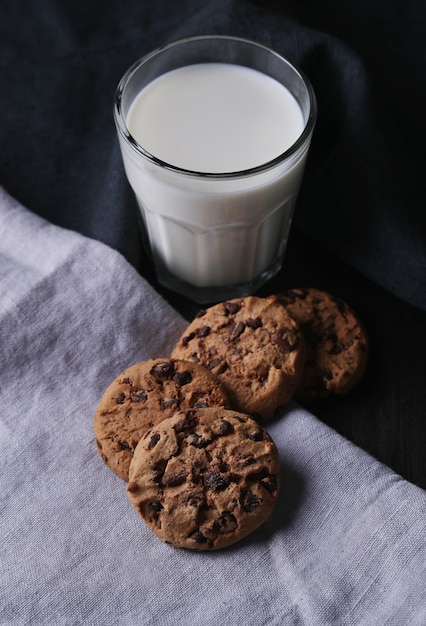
1, 1, 425, 487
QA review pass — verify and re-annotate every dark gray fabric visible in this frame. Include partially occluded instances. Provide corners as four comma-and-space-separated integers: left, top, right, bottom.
1, 0, 425, 309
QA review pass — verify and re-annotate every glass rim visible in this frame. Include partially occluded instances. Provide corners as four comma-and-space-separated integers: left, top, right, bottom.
113, 34, 317, 179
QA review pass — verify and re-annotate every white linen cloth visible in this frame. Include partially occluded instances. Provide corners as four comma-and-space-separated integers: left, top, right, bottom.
1, 187, 425, 626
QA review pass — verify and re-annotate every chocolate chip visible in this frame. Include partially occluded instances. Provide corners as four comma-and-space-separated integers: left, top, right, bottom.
130, 388, 148, 402
160, 398, 179, 410
213, 511, 237, 533
182, 332, 195, 347
148, 433, 161, 449
271, 332, 291, 351
260, 475, 278, 493
151, 468, 164, 484
188, 530, 208, 544
217, 459, 229, 473
195, 309, 207, 318
161, 472, 187, 488
206, 358, 223, 371
193, 400, 209, 408
247, 468, 269, 482
271, 327, 298, 352
246, 317, 262, 329
197, 326, 211, 338
173, 370, 192, 386
174, 412, 198, 433
230, 321, 245, 340
204, 472, 229, 491
242, 456, 256, 466
151, 361, 175, 379
151, 460, 166, 483
219, 420, 233, 436
149, 500, 163, 512
116, 392, 126, 404
241, 490, 262, 512
247, 430, 263, 441
223, 301, 241, 315
189, 433, 211, 448
118, 440, 131, 450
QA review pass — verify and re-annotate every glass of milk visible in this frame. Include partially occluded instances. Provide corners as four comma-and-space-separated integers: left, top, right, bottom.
114, 35, 316, 303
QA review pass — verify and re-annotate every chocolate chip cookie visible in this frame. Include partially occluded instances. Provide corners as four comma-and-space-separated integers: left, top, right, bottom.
94, 358, 230, 481
127, 407, 281, 550
171, 296, 306, 422
272, 288, 369, 401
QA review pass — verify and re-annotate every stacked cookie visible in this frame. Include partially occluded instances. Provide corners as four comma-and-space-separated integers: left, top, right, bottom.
93, 289, 368, 550
271, 288, 369, 402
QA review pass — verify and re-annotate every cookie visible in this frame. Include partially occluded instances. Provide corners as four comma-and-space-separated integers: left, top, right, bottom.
127, 407, 281, 550
272, 288, 369, 401
94, 358, 230, 481
171, 296, 306, 421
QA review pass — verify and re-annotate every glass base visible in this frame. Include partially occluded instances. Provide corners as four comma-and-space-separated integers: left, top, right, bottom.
155, 257, 284, 304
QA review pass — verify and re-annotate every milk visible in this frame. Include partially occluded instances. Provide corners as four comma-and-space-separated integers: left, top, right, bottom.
116, 60, 314, 299
126, 63, 304, 173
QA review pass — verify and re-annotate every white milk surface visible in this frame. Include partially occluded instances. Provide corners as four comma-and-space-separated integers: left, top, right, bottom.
120, 62, 311, 291
127, 63, 304, 173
